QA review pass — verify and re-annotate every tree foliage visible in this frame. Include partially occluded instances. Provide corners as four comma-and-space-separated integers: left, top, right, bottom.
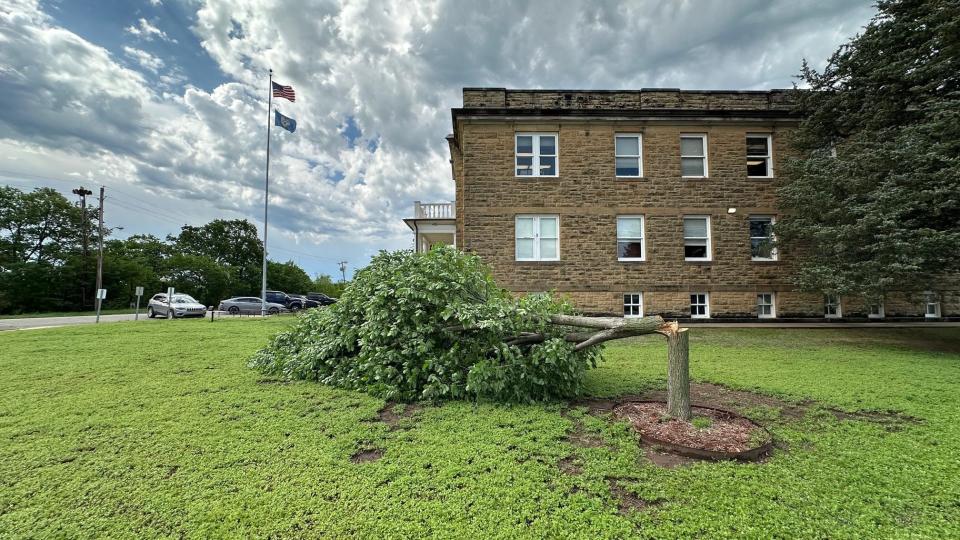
778, 0, 960, 296
250, 247, 601, 403
267, 260, 313, 295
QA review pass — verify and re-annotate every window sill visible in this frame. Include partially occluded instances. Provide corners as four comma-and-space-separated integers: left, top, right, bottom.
515, 175, 559, 180
681, 176, 709, 180
684, 260, 712, 265
618, 259, 646, 263
616, 176, 646, 181
751, 259, 780, 264
514, 260, 562, 265
691, 315, 711, 319
748, 176, 775, 180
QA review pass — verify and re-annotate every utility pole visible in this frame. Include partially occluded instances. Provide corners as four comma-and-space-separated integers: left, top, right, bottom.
72, 187, 93, 307
95, 187, 105, 323
260, 68, 274, 317
338, 261, 348, 283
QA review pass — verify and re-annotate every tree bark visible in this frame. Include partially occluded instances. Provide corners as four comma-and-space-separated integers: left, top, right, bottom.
663, 327, 692, 421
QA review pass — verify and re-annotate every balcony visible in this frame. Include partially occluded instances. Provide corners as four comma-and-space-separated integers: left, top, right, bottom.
414, 201, 455, 219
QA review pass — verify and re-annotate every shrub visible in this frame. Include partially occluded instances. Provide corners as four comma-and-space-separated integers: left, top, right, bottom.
250, 247, 601, 402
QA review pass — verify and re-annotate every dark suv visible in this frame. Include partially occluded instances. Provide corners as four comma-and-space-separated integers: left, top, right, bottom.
265, 290, 304, 310
307, 292, 338, 306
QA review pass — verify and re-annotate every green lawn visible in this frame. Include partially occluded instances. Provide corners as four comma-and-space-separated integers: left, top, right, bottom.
0, 308, 136, 319
1, 320, 958, 538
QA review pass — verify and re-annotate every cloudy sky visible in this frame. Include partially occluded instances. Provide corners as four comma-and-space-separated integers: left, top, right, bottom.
0, 0, 876, 279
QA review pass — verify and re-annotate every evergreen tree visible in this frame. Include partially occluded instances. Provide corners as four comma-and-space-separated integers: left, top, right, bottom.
778, 0, 960, 298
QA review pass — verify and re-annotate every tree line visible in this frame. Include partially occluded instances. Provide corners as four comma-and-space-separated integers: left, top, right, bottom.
0, 186, 345, 314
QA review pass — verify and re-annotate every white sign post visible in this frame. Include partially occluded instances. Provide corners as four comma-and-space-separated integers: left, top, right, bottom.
166, 287, 175, 319
95, 288, 107, 323
134, 286, 144, 321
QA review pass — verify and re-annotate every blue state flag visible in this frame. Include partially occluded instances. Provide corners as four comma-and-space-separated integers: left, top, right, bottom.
274, 110, 296, 133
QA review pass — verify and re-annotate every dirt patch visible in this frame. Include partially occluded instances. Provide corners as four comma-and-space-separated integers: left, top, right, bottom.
643, 446, 696, 469
564, 423, 607, 448
607, 478, 662, 514
557, 456, 583, 475
163, 465, 180, 479
824, 407, 922, 430
378, 403, 421, 431
350, 449, 383, 463
614, 402, 771, 457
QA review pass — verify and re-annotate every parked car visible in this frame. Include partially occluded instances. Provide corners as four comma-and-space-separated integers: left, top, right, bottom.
147, 293, 207, 318
289, 294, 320, 309
307, 292, 338, 306
265, 290, 304, 310
218, 297, 287, 315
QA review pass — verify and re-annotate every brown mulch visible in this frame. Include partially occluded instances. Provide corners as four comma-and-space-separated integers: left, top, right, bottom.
613, 402, 770, 454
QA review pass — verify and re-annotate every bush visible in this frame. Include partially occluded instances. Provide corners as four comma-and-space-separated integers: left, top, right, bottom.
250, 247, 601, 402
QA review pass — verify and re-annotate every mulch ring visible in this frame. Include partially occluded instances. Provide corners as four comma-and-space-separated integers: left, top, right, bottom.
613, 402, 773, 460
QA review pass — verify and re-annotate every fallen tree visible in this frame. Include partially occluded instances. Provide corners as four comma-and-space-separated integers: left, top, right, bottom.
251, 247, 691, 419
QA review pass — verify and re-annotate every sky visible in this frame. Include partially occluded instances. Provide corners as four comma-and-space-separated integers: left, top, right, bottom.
0, 0, 876, 280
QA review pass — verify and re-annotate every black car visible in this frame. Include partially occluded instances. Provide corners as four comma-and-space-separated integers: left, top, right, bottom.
307, 292, 338, 306
289, 294, 320, 309
265, 290, 304, 310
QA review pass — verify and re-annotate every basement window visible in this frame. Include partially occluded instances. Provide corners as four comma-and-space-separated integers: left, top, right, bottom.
690, 293, 710, 318
868, 300, 885, 319
824, 294, 842, 318
680, 134, 708, 177
623, 293, 643, 318
924, 292, 941, 318
757, 293, 775, 318
516, 133, 558, 177
515, 215, 559, 261
747, 134, 773, 177
683, 216, 711, 261
615, 134, 642, 177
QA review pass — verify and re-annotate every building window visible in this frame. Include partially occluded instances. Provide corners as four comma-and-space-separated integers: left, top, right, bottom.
868, 300, 885, 319
924, 292, 941, 318
516, 133, 557, 177
680, 134, 708, 177
515, 215, 559, 261
615, 134, 642, 177
690, 293, 710, 318
747, 134, 773, 177
617, 216, 645, 261
824, 294, 842, 318
624, 293, 643, 318
683, 216, 711, 261
757, 293, 775, 318
749, 216, 777, 261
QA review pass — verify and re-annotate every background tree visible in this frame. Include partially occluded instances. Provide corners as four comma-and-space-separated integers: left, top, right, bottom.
267, 260, 313, 294
310, 273, 346, 297
162, 254, 231, 308
778, 0, 960, 298
172, 219, 263, 294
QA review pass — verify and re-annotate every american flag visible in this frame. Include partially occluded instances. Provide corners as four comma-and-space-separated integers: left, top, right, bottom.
272, 81, 295, 102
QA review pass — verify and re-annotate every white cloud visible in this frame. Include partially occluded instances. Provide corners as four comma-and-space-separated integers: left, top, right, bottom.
123, 46, 165, 73
125, 17, 177, 43
0, 0, 876, 276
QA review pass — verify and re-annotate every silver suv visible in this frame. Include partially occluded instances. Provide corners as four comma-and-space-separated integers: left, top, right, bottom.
147, 293, 207, 318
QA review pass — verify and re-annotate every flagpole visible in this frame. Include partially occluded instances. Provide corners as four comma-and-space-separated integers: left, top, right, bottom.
261, 69, 272, 317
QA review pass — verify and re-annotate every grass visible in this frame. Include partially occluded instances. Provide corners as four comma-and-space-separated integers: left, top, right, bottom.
1, 321, 959, 538
0, 308, 135, 319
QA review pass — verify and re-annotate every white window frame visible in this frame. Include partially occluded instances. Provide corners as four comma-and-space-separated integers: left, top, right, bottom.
614, 133, 643, 178
924, 291, 941, 319
515, 133, 558, 178
515, 215, 559, 261
746, 133, 774, 178
623, 293, 644, 318
690, 292, 710, 319
680, 134, 708, 178
616, 215, 646, 262
683, 215, 712, 262
757, 292, 776, 319
868, 300, 885, 319
749, 215, 778, 261
824, 294, 842, 318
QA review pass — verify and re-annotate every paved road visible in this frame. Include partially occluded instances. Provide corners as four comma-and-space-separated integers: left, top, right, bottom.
0, 313, 149, 331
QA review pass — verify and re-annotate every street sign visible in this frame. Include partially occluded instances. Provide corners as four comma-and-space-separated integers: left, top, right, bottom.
96, 289, 107, 300
134, 286, 144, 321
135, 286, 144, 296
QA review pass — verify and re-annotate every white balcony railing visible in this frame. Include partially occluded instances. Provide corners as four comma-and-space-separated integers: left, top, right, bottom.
414, 201, 455, 219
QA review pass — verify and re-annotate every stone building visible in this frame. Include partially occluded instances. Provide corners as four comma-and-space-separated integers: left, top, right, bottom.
405, 87, 956, 320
